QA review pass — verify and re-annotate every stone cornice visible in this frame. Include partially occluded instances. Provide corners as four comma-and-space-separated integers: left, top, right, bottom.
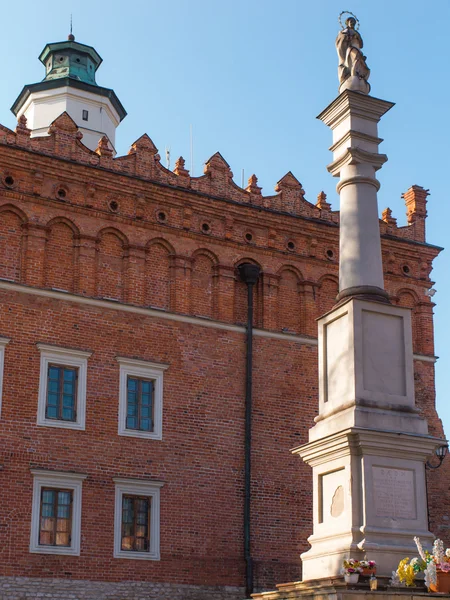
328, 147, 388, 177
295, 428, 444, 466
317, 90, 395, 128
329, 129, 383, 153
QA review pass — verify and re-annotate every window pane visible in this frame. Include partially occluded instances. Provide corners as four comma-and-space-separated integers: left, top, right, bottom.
40, 516, 55, 531
64, 369, 76, 382
56, 532, 70, 546
127, 377, 138, 391
46, 406, 58, 419
47, 393, 58, 406
126, 416, 137, 429
48, 380, 59, 393
39, 488, 72, 547
42, 489, 55, 505
48, 366, 61, 380
121, 536, 133, 550
39, 530, 53, 545
142, 381, 152, 394
62, 407, 74, 420
63, 394, 74, 407
63, 381, 75, 394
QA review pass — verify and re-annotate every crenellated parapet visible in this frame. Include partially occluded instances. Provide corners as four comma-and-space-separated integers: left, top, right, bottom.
0, 114, 436, 246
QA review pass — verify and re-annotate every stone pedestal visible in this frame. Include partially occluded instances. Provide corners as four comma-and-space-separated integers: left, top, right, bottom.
295, 297, 442, 580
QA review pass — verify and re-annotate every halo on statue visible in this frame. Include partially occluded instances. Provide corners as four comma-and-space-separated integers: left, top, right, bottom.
338, 11, 360, 30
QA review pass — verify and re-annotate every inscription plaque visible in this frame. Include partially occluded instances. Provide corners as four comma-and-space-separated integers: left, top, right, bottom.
372, 466, 416, 519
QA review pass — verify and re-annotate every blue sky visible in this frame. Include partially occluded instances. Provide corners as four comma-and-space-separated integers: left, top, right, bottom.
1, 0, 449, 437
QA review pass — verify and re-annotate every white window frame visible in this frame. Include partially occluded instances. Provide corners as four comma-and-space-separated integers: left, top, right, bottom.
113, 477, 164, 560
30, 469, 87, 556
116, 357, 168, 440
37, 343, 92, 430
0, 337, 10, 419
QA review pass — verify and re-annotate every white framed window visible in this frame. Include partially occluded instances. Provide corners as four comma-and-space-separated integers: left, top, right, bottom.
37, 344, 92, 430
113, 477, 164, 560
0, 337, 10, 418
30, 469, 87, 556
116, 357, 168, 440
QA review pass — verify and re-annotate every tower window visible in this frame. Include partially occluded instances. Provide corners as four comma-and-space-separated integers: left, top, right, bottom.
82, 110, 89, 122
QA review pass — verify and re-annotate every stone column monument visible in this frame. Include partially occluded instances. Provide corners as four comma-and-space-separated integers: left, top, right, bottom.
296, 13, 444, 581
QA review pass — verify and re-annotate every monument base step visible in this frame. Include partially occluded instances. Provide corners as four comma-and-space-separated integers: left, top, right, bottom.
251, 576, 450, 600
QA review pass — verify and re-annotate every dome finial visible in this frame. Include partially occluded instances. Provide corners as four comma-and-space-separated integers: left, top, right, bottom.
68, 14, 75, 41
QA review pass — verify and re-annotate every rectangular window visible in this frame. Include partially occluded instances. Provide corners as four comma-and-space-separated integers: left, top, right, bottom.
121, 495, 151, 552
126, 377, 154, 432
39, 488, 73, 547
30, 469, 86, 556
117, 357, 168, 440
46, 365, 77, 421
82, 110, 89, 121
37, 344, 91, 431
113, 478, 163, 560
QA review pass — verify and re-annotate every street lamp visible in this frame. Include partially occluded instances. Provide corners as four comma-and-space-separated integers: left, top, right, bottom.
426, 444, 449, 470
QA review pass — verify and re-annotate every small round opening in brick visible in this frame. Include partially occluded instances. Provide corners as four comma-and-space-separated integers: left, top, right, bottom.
76, 58, 81, 63
287, 241, 295, 251
402, 265, 410, 275
109, 200, 119, 212
157, 211, 167, 222
326, 249, 334, 259
4, 176, 14, 187
245, 233, 253, 242
201, 223, 210, 233
59, 57, 64, 62
57, 188, 67, 199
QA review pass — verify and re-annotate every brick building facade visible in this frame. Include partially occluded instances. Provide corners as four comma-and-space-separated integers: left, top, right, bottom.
0, 36, 448, 600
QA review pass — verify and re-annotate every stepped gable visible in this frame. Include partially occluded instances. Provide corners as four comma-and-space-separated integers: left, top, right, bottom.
192, 151, 250, 203
29, 112, 100, 164
274, 171, 319, 217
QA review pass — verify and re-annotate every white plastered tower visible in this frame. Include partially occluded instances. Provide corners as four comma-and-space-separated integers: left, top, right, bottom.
11, 34, 126, 154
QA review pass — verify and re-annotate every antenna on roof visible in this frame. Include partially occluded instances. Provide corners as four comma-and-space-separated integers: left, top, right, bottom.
190, 124, 194, 176
165, 146, 171, 170
68, 14, 75, 41
241, 169, 244, 188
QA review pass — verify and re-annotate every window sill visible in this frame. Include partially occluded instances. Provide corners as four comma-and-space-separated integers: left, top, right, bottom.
118, 428, 161, 440
113, 549, 160, 560
37, 419, 85, 431
30, 545, 80, 556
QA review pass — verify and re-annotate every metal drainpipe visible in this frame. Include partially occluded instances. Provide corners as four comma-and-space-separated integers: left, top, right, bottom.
238, 263, 261, 599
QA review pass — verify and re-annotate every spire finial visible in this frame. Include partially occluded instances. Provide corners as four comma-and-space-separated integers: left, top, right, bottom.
68, 14, 75, 41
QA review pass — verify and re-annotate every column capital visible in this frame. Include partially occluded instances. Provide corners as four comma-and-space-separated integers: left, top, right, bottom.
328, 147, 388, 180
317, 90, 394, 129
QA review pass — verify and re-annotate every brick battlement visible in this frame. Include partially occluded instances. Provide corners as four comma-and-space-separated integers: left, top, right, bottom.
0, 113, 432, 244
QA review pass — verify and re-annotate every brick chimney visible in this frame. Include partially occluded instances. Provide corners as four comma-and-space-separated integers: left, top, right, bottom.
402, 185, 429, 242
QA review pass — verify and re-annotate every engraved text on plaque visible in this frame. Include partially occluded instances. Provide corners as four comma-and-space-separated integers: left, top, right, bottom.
372, 466, 416, 519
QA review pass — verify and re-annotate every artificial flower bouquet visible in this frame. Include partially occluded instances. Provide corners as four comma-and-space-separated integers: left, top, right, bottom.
342, 558, 376, 577
394, 537, 450, 592
342, 558, 363, 576
359, 560, 377, 574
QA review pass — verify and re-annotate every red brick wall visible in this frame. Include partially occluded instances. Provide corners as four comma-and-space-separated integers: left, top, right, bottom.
0, 118, 446, 593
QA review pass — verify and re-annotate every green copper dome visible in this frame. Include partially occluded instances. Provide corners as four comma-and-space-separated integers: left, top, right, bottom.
39, 37, 102, 85
11, 34, 126, 122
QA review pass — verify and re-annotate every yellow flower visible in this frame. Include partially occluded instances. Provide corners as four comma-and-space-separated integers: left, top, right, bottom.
397, 558, 416, 587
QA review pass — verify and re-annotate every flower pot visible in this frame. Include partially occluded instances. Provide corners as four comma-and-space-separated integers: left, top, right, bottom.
430, 570, 450, 594
344, 573, 360, 584
361, 568, 376, 576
